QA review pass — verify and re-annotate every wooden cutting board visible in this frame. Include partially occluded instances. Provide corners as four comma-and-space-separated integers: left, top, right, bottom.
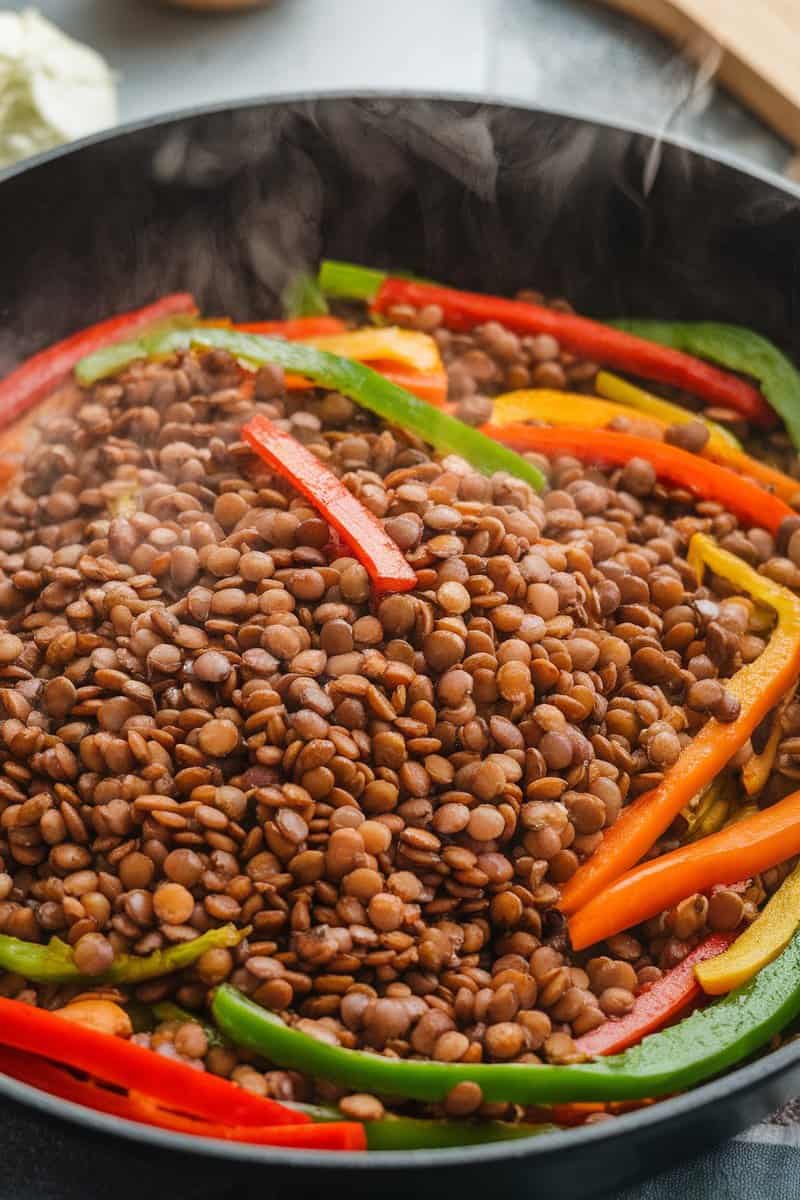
595, 0, 800, 149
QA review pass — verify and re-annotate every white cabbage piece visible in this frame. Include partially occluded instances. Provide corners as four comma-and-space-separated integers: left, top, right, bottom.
0, 9, 117, 168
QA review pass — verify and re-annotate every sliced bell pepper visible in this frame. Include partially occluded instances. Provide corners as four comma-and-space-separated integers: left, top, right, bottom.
561, 535, 800, 917
213, 930, 800, 1102
293, 1102, 553, 1148
241, 414, 417, 592
695, 861, 800, 996
0, 294, 197, 432
316, 262, 774, 426
126, 1093, 364, 1149
75, 328, 547, 492
0, 1047, 362, 1150
574, 933, 735, 1057
491, 389, 666, 436
681, 776, 734, 843
569, 786, 800, 951
235, 317, 346, 337
348, 362, 447, 406
612, 320, 800, 450
594, 371, 741, 449
280, 327, 448, 405
0, 996, 307, 1127
482, 424, 794, 534
303, 327, 442, 373
280, 271, 331, 319
494, 382, 800, 502
0, 923, 244, 984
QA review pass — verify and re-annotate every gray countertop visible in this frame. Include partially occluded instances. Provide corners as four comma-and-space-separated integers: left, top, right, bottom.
6, 0, 794, 175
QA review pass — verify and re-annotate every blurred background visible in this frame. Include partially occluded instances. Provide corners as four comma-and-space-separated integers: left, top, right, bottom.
1, 0, 797, 178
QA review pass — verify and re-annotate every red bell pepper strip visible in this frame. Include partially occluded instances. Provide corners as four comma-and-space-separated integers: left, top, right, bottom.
574, 933, 735, 1057
370, 277, 774, 426
128, 1094, 366, 1149
0, 294, 197, 432
0, 1046, 363, 1150
481, 423, 794, 534
236, 317, 346, 337
242, 414, 418, 592
0, 996, 307, 1127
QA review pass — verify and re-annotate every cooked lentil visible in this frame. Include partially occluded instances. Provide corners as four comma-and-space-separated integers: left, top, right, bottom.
3, 292, 800, 1133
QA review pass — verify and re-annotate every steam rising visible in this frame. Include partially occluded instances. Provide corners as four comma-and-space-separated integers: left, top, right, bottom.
1, 96, 799, 376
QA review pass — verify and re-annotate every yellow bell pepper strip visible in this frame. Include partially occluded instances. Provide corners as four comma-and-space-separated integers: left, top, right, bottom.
696, 861, 800, 996
569, 785, 800, 951
75, 328, 547, 492
595, 371, 740, 450
742, 688, 795, 796
560, 534, 800, 917
0, 923, 244, 984
303, 327, 442, 373
493, 383, 800, 504
681, 776, 733, 843
491, 389, 664, 438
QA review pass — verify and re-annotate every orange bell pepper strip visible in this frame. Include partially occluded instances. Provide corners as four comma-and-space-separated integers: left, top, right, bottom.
597, 374, 800, 502
561, 534, 800, 919
0, 1046, 364, 1150
242, 414, 418, 593
279, 326, 448, 405
574, 933, 735, 1056
695, 861, 800, 996
482, 423, 794, 534
494, 383, 800, 503
236, 316, 346, 337
569, 786, 800, 951
355, 361, 447, 406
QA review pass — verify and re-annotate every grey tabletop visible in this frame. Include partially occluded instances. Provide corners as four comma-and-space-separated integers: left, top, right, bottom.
5, 0, 795, 177
1, 1, 798, 1197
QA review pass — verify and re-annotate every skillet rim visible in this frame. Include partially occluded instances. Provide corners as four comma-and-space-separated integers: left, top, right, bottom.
1, 89, 800, 1171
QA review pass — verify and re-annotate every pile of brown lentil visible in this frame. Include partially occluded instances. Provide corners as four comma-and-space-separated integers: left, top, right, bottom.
1, 297, 800, 1125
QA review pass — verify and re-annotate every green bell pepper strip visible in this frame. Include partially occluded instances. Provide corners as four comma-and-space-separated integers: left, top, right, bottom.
282, 272, 330, 318
212, 930, 800, 1103
75, 327, 546, 493
612, 320, 800, 449
290, 1102, 554, 1149
318, 261, 387, 301
0, 924, 244, 985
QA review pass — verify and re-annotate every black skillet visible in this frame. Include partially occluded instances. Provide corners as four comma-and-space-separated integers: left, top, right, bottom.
1, 95, 800, 1200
